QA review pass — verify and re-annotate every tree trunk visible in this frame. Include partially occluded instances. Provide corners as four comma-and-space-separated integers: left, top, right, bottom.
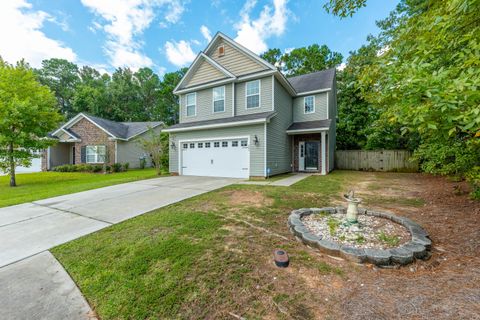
9, 142, 16, 187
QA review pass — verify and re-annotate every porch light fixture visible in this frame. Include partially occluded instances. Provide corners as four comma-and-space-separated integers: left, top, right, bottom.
170, 141, 176, 150
254, 135, 259, 146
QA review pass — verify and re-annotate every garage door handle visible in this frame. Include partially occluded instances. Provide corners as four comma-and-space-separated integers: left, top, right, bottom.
211, 159, 213, 164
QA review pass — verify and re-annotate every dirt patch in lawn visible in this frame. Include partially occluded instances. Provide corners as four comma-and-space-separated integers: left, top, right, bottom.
222, 189, 274, 208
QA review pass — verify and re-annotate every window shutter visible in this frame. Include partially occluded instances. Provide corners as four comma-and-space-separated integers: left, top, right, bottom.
81, 146, 86, 163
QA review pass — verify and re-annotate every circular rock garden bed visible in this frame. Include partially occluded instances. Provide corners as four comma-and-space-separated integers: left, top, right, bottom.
288, 207, 431, 266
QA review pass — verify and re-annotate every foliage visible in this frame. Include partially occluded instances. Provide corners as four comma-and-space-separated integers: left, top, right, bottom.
324, 0, 367, 17
137, 128, 168, 175
0, 60, 62, 187
377, 232, 400, 247
34, 59, 186, 125
357, 0, 480, 194
112, 163, 123, 173
36, 58, 80, 117
123, 162, 130, 171
261, 44, 343, 76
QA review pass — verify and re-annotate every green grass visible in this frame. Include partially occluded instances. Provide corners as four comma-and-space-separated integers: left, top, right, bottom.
327, 217, 341, 236
0, 169, 159, 207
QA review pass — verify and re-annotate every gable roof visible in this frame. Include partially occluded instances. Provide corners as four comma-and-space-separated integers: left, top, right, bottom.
174, 52, 235, 93
287, 68, 336, 94
52, 113, 163, 141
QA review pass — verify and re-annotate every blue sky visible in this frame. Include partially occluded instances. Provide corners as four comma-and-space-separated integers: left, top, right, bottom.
0, 0, 398, 76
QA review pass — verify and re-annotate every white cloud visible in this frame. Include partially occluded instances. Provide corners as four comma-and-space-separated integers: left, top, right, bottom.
81, 0, 186, 69
0, 0, 76, 67
337, 63, 346, 71
164, 40, 196, 67
234, 0, 290, 54
200, 25, 212, 42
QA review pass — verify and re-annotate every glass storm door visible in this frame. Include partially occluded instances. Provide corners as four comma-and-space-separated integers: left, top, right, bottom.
305, 142, 319, 170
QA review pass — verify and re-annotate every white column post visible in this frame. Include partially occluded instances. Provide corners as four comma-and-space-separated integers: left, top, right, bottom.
321, 131, 326, 175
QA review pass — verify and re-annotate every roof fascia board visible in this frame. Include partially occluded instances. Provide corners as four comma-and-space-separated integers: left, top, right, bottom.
236, 70, 276, 81
173, 52, 236, 94
164, 116, 275, 133
174, 78, 235, 94
295, 88, 332, 96
286, 127, 330, 135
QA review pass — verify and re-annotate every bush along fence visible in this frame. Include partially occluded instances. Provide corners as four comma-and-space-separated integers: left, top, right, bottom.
52, 163, 130, 173
335, 150, 418, 172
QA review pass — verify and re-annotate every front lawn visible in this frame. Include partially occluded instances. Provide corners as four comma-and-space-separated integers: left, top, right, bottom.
0, 169, 159, 208
52, 171, 479, 319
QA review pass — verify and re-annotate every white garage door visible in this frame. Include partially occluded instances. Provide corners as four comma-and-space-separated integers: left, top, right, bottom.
181, 138, 249, 178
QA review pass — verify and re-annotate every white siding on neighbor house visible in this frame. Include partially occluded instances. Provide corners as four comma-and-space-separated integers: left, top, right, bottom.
169, 124, 266, 177
116, 126, 162, 168
182, 59, 226, 88
206, 38, 266, 76
179, 83, 233, 123
235, 76, 273, 116
292, 92, 329, 122
267, 78, 293, 176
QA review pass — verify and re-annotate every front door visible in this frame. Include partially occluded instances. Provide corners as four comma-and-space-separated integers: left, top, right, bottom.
305, 142, 319, 170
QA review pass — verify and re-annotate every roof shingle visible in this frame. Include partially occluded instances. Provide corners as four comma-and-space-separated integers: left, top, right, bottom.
287, 68, 335, 94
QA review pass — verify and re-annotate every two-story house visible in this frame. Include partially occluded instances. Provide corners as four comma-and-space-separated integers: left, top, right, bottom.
164, 32, 336, 179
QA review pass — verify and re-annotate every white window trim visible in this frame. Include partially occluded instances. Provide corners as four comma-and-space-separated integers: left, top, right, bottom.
245, 79, 261, 110
186, 92, 197, 117
304, 95, 315, 114
212, 86, 226, 113
86, 145, 106, 164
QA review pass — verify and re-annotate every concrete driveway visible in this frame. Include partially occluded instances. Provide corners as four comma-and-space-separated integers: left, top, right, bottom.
0, 175, 236, 268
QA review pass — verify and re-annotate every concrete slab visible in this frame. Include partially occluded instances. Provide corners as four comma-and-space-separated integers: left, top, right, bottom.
270, 173, 312, 186
0, 176, 235, 267
0, 208, 109, 268
0, 251, 95, 320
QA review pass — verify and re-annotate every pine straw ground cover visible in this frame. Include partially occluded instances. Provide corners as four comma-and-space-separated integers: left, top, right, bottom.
52, 171, 480, 319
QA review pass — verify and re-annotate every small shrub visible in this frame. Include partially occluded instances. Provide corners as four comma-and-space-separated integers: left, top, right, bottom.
92, 165, 102, 173
112, 163, 122, 172
105, 165, 111, 172
123, 162, 130, 171
327, 217, 341, 236
377, 232, 400, 246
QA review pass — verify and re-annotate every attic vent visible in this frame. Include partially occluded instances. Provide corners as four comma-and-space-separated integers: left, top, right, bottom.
218, 45, 225, 57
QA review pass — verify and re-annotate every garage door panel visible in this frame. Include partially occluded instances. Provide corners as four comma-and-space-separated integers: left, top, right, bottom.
181, 138, 249, 178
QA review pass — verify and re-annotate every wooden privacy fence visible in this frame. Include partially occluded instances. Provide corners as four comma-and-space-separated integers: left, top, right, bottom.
335, 150, 418, 172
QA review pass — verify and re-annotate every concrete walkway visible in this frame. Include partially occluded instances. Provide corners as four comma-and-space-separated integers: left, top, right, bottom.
0, 175, 236, 319
239, 173, 312, 187
0, 175, 236, 268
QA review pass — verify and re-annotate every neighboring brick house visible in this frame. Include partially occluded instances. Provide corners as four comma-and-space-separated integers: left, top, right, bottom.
42, 113, 163, 170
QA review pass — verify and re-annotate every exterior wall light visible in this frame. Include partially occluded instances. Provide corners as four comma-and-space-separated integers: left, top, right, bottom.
254, 135, 259, 146
171, 141, 176, 150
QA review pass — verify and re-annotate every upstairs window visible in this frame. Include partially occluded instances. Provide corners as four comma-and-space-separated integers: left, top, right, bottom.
246, 80, 260, 109
213, 86, 225, 113
304, 96, 315, 114
186, 93, 196, 117
86, 145, 106, 163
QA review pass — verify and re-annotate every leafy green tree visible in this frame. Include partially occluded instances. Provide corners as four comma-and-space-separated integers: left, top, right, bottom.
72, 66, 110, 117
134, 68, 163, 121
108, 68, 143, 121
261, 45, 343, 76
36, 58, 80, 117
137, 128, 168, 175
324, 0, 367, 17
158, 68, 187, 125
357, 0, 480, 194
0, 60, 62, 186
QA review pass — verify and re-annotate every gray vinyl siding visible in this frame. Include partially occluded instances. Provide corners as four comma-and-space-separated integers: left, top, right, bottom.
267, 78, 293, 176
292, 92, 329, 122
183, 59, 226, 88
206, 38, 266, 76
169, 124, 265, 177
116, 127, 162, 168
235, 76, 273, 116
179, 83, 233, 123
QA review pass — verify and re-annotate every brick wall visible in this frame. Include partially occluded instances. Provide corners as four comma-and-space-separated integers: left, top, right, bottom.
70, 118, 115, 165
292, 133, 328, 173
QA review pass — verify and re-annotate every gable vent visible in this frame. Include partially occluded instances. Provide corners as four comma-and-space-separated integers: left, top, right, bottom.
218, 45, 225, 57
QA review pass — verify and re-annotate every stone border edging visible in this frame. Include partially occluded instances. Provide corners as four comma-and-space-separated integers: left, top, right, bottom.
288, 207, 431, 266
